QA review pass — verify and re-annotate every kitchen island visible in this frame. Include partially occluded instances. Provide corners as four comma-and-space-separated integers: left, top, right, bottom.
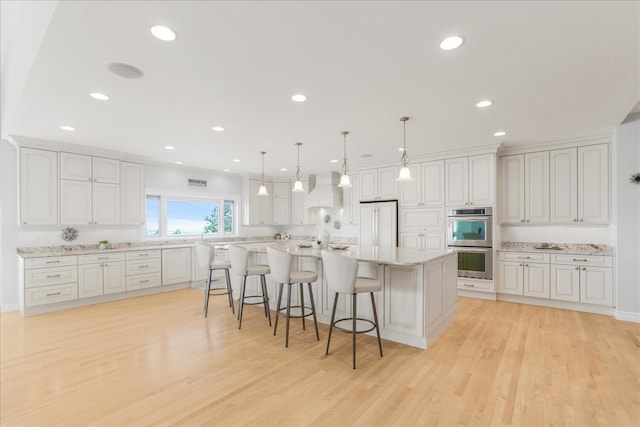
236, 242, 459, 349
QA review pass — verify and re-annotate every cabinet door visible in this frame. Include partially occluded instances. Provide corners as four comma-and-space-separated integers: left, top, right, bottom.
400, 233, 422, 249
399, 164, 421, 207
93, 157, 120, 183
103, 261, 126, 294
400, 207, 444, 234
550, 148, 578, 223
498, 261, 523, 295
93, 183, 120, 224
377, 202, 398, 247
78, 263, 104, 298
377, 166, 398, 200
500, 155, 524, 223
272, 182, 290, 225
550, 264, 580, 302
20, 148, 58, 225
60, 180, 92, 224
385, 265, 423, 336
162, 248, 192, 285
60, 152, 92, 181
445, 157, 468, 206
524, 152, 550, 223
468, 154, 495, 206
248, 180, 273, 225
120, 162, 145, 225
422, 160, 445, 206
523, 262, 550, 298
424, 234, 445, 250
359, 169, 378, 201
259, 181, 273, 224
578, 144, 609, 224
580, 266, 613, 306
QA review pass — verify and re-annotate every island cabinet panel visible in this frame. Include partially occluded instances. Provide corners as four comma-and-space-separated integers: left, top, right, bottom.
424, 262, 444, 330
384, 265, 424, 336
444, 255, 458, 313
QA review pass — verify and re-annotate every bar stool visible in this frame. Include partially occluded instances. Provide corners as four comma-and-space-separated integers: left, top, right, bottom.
229, 245, 272, 329
195, 241, 234, 317
321, 251, 383, 369
267, 247, 320, 347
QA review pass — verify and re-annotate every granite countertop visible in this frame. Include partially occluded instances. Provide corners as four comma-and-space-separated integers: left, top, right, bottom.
238, 241, 452, 266
499, 242, 614, 256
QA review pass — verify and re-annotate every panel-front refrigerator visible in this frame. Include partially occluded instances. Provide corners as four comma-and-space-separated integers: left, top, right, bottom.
360, 200, 398, 246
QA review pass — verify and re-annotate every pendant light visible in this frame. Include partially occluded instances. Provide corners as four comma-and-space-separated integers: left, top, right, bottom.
338, 131, 352, 188
257, 151, 269, 196
397, 116, 414, 182
292, 142, 305, 192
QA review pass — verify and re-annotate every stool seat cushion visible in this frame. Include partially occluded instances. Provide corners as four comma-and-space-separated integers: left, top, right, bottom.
212, 260, 231, 269
290, 270, 318, 283
247, 264, 271, 276
355, 277, 381, 293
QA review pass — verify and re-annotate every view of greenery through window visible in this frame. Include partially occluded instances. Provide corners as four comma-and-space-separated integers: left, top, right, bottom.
146, 196, 234, 237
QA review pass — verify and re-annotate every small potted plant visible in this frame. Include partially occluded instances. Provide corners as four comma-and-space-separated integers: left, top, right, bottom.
98, 240, 109, 250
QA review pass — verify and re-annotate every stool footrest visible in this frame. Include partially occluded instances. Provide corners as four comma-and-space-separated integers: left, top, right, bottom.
333, 317, 377, 334
277, 305, 315, 319
241, 295, 270, 305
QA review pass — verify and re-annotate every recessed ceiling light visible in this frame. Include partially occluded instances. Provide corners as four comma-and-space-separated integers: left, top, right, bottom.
232, 159, 240, 162
164, 145, 175, 150
291, 94, 307, 102
280, 168, 288, 171
60, 125, 76, 131
107, 62, 144, 79
175, 161, 182, 165
90, 92, 110, 101
494, 131, 507, 137
211, 126, 224, 132
476, 100, 493, 108
223, 169, 231, 172
330, 159, 338, 163
440, 36, 464, 50
151, 25, 176, 41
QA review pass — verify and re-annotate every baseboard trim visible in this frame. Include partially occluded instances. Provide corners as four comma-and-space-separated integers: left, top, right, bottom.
614, 310, 640, 323
1, 302, 20, 313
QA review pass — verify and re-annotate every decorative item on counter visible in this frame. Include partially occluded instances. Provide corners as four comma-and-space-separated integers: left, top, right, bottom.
324, 214, 331, 224
319, 230, 330, 249
630, 172, 640, 184
275, 233, 282, 240
282, 233, 290, 240
98, 240, 109, 250
333, 220, 341, 230
61, 226, 78, 242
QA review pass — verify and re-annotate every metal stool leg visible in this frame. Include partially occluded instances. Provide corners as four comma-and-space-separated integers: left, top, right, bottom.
352, 293, 357, 369
204, 269, 212, 317
371, 292, 383, 357
261, 274, 272, 326
285, 283, 292, 348
238, 275, 246, 329
308, 282, 320, 341
326, 293, 338, 355
225, 269, 234, 314
273, 282, 284, 336
299, 282, 306, 330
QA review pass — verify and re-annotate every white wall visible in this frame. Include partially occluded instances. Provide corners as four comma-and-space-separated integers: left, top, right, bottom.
0, 140, 19, 311
500, 224, 613, 245
614, 113, 640, 320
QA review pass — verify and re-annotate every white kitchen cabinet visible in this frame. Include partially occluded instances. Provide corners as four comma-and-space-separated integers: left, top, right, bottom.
498, 252, 550, 298
550, 254, 613, 306
19, 147, 58, 225
550, 264, 580, 302
360, 201, 398, 246
162, 247, 192, 285
126, 250, 161, 290
399, 207, 445, 250
78, 252, 126, 298
399, 160, 445, 207
550, 144, 609, 224
359, 166, 397, 201
247, 179, 273, 225
273, 181, 291, 225
500, 152, 549, 224
445, 154, 495, 207
342, 174, 359, 225
60, 152, 120, 183
120, 162, 145, 225
92, 183, 120, 224
385, 264, 423, 336
22, 255, 78, 308
291, 178, 309, 225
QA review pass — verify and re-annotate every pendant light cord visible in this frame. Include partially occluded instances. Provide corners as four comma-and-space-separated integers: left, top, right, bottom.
341, 131, 349, 175
400, 117, 409, 166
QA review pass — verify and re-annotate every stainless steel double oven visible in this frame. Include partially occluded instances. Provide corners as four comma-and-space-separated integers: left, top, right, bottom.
447, 207, 493, 280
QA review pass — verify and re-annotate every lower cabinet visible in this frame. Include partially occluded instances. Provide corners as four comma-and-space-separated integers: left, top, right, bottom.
78, 252, 126, 297
162, 247, 192, 285
550, 260, 613, 306
22, 255, 79, 307
498, 252, 550, 298
126, 250, 161, 290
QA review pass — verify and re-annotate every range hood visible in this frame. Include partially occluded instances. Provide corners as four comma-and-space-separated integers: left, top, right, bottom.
306, 171, 343, 209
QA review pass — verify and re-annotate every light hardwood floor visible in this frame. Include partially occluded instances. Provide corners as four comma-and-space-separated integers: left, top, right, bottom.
1, 290, 639, 426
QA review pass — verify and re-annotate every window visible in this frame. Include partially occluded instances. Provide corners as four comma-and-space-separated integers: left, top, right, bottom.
146, 195, 236, 237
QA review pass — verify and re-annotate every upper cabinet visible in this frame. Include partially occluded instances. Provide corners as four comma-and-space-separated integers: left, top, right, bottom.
500, 152, 549, 224
445, 154, 495, 207
273, 181, 291, 225
20, 147, 59, 225
246, 179, 273, 225
399, 160, 445, 207
359, 166, 397, 201
550, 144, 609, 224
120, 162, 145, 225
60, 153, 120, 183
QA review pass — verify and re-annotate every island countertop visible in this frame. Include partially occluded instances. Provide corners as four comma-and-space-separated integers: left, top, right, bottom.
234, 241, 451, 266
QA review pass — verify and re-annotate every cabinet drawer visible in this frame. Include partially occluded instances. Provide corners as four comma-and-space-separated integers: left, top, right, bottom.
25, 266, 78, 289
126, 250, 161, 260
500, 252, 549, 263
25, 256, 77, 269
25, 283, 78, 307
127, 258, 161, 275
552, 254, 612, 267
458, 279, 495, 293
79, 252, 126, 264
126, 273, 161, 290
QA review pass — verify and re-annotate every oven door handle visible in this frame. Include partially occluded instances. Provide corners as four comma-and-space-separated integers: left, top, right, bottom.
449, 246, 491, 252
448, 216, 492, 222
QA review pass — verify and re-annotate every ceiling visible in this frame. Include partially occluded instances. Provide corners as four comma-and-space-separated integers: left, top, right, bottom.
2, 1, 639, 177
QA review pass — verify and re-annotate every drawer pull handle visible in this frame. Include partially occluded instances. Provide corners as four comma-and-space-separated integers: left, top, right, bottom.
463, 284, 475, 288
46, 292, 61, 296
517, 256, 530, 259
139, 265, 149, 268
139, 253, 149, 256
140, 279, 149, 283
46, 260, 61, 264
46, 274, 61, 278
97, 257, 108, 260
573, 259, 587, 262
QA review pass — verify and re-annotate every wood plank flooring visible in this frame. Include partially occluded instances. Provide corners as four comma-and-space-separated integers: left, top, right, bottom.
1, 289, 638, 426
